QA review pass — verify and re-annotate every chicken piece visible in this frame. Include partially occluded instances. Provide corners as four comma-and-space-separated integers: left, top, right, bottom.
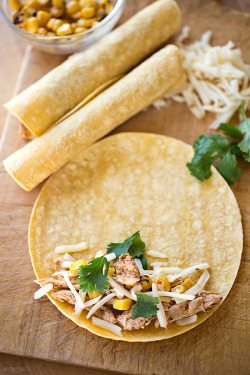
51, 290, 76, 305
170, 277, 183, 288
117, 309, 152, 330
168, 291, 222, 323
35, 272, 79, 290
95, 306, 117, 324
115, 253, 140, 286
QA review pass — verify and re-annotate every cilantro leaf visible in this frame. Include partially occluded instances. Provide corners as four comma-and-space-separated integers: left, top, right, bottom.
220, 123, 242, 137
77, 256, 109, 294
131, 293, 159, 320
139, 255, 147, 270
217, 151, 241, 185
186, 135, 229, 181
107, 231, 145, 258
238, 102, 250, 161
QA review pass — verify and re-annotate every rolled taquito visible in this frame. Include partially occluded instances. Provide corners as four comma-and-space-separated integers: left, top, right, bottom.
4, 0, 180, 136
3, 45, 186, 191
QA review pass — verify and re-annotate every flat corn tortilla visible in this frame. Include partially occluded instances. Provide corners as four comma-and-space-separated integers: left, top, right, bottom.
29, 133, 243, 342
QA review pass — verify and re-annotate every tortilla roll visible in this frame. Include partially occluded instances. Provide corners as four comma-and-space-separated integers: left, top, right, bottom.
4, 0, 180, 136
3, 45, 186, 191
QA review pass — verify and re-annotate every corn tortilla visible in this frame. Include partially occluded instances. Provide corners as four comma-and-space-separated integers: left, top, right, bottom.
29, 133, 243, 341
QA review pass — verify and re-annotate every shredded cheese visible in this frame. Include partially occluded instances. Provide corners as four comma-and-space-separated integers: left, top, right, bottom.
92, 317, 123, 337
175, 269, 210, 304
175, 315, 197, 326
146, 250, 168, 258
154, 28, 250, 129
111, 288, 124, 299
179, 263, 209, 279
152, 283, 167, 328
154, 266, 183, 275
105, 252, 116, 262
61, 260, 73, 269
62, 272, 85, 309
55, 241, 88, 254
86, 293, 115, 319
107, 275, 136, 301
75, 290, 86, 317
134, 258, 145, 276
84, 295, 102, 307
95, 250, 104, 258
63, 253, 76, 261
34, 283, 53, 299
145, 291, 195, 301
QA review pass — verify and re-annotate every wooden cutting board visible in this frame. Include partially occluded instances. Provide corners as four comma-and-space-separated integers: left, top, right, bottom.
0, 1, 249, 374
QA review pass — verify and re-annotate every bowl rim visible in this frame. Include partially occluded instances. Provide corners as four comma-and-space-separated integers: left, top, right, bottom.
0, 0, 125, 42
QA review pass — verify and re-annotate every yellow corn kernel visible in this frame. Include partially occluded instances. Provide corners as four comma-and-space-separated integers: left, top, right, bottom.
25, 0, 40, 9
52, 19, 64, 31
26, 17, 39, 33
46, 17, 56, 30
50, 7, 64, 18
37, 0, 49, 5
183, 279, 195, 289
71, 22, 77, 30
77, 17, 95, 28
9, 0, 21, 11
108, 267, 115, 277
70, 11, 81, 20
92, 20, 99, 27
70, 259, 87, 274
105, 2, 114, 14
47, 31, 56, 36
88, 291, 101, 299
37, 27, 47, 35
100, 0, 108, 5
155, 274, 170, 292
36, 10, 50, 26
171, 285, 187, 294
23, 6, 36, 17
81, 7, 95, 19
56, 23, 72, 35
87, 0, 98, 7
113, 298, 132, 310
79, 0, 87, 7
66, 0, 79, 14
139, 275, 152, 291
52, 0, 64, 8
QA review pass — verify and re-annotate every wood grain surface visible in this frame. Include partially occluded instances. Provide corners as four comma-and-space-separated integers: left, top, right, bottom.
0, 1, 249, 374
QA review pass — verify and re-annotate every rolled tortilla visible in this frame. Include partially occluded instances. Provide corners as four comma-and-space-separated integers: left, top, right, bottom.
4, 0, 181, 136
3, 45, 186, 191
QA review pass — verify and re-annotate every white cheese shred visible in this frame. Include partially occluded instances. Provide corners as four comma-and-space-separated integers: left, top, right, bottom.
145, 291, 195, 301
153, 267, 183, 275
134, 258, 145, 276
86, 293, 115, 319
34, 283, 53, 300
84, 295, 102, 307
111, 288, 124, 299
104, 252, 116, 262
146, 250, 168, 259
152, 283, 167, 328
175, 269, 210, 304
55, 241, 88, 254
74, 290, 86, 317
63, 272, 85, 309
153, 29, 250, 128
61, 260, 73, 269
95, 250, 104, 258
175, 315, 197, 326
179, 263, 209, 279
92, 317, 123, 337
63, 253, 76, 262
107, 275, 136, 301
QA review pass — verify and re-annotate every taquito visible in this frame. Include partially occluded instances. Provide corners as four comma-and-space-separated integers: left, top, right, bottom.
3, 45, 186, 191
4, 0, 180, 136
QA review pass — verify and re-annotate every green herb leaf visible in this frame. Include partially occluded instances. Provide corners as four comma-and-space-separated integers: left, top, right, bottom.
238, 102, 250, 161
77, 256, 109, 294
131, 293, 159, 320
220, 123, 242, 137
186, 135, 229, 181
217, 151, 241, 185
139, 255, 148, 270
107, 231, 145, 258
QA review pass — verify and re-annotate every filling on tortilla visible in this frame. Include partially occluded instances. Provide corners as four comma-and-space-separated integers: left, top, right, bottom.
34, 232, 222, 337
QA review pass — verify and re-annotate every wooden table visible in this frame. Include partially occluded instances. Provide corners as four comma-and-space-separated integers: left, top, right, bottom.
0, 1, 249, 374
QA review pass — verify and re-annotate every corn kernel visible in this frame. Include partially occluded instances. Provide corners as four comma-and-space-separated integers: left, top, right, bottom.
113, 298, 132, 310
139, 275, 152, 291
70, 259, 87, 274
37, 27, 47, 35
47, 31, 56, 36
77, 17, 95, 28
92, 20, 99, 27
26, 17, 39, 33
79, 0, 87, 7
71, 22, 77, 30
155, 274, 170, 292
46, 17, 56, 30
66, 0, 79, 14
23, 6, 36, 17
56, 22, 72, 35
52, 0, 64, 8
9, 0, 21, 11
108, 267, 115, 277
25, 0, 40, 10
52, 19, 64, 31
183, 279, 195, 289
171, 285, 187, 294
37, 0, 49, 5
50, 7, 64, 18
37, 10, 51, 26
81, 7, 95, 18
88, 291, 101, 299
71, 11, 81, 20
105, 2, 114, 14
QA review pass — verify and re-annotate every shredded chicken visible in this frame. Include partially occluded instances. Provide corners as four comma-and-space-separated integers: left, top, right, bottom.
51, 290, 76, 305
115, 253, 140, 286
117, 309, 152, 330
95, 306, 117, 324
170, 277, 183, 288
35, 272, 79, 290
167, 291, 222, 323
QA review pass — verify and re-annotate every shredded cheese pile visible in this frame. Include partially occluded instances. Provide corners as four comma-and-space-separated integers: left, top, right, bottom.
155, 28, 250, 129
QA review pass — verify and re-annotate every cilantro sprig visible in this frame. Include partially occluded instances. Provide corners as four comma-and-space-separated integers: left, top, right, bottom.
187, 102, 250, 184
107, 231, 145, 260
77, 256, 109, 294
131, 294, 159, 320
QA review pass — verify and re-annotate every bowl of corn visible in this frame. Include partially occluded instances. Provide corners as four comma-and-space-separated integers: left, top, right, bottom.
0, 0, 125, 54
